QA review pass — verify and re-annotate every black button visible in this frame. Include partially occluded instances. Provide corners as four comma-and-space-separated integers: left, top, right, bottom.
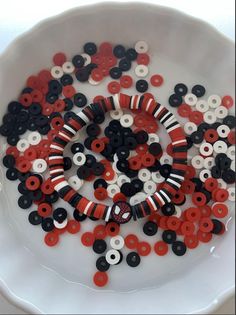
222, 169, 235, 184
113, 45, 126, 58
83, 42, 97, 55
72, 55, 85, 68
191, 177, 203, 192
148, 160, 161, 172
53, 208, 67, 223
116, 146, 129, 160
93, 114, 105, 124
73, 209, 87, 222
60, 74, 73, 86
84, 137, 96, 150
18, 182, 29, 195
3, 154, 15, 168
64, 98, 74, 111
91, 162, 105, 176
125, 48, 138, 61
198, 123, 211, 133
74, 93, 87, 108
126, 252, 141, 267
18, 195, 32, 209
143, 221, 158, 236
172, 241, 187, 256
75, 68, 89, 82
174, 83, 188, 96
169, 94, 182, 107
119, 58, 131, 71
45, 191, 59, 204
211, 219, 224, 234
191, 84, 206, 97
124, 136, 137, 150
136, 79, 148, 93
110, 135, 123, 148
161, 203, 176, 216
86, 123, 100, 137
116, 160, 129, 173
120, 182, 136, 197
29, 103, 42, 116
93, 179, 108, 190
93, 239, 107, 254
71, 143, 84, 154
162, 230, 176, 244
148, 142, 162, 156
41, 218, 55, 232
135, 130, 148, 144
223, 115, 236, 129
28, 211, 42, 225
160, 164, 172, 178
109, 67, 122, 79
211, 166, 221, 179
96, 256, 110, 272
8, 101, 22, 114
77, 166, 91, 179
131, 179, 143, 193
190, 131, 204, 144
85, 154, 97, 168
6, 168, 18, 181
63, 157, 72, 171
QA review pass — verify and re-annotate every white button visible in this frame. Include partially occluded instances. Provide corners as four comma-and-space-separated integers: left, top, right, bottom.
51, 66, 64, 79
107, 173, 118, 185
184, 93, 198, 106
88, 77, 101, 85
213, 141, 228, 154
227, 146, 235, 160
54, 219, 68, 229
199, 142, 213, 157
32, 159, 47, 173
110, 235, 125, 250
184, 122, 197, 135
117, 174, 131, 187
203, 157, 215, 169
130, 192, 147, 205
151, 172, 165, 183
107, 184, 120, 198
227, 187, 235, 202
230, 160, 235, 171
62, 61, 75, 74
191, 155, 204, 169
199, 169, 211, 182
106, 249, 121, 265
215, 106, 228, 119
135, 40, 149, 53
135, 65, 149, 77
217, 125, 230, 138
203, 111, 217, 124
81, 53, 91, 66
160, 153, 173, 165
174, 206, 182, 218
73, 152, 86, 166
143, 180, 156, 195
120, 114, 134, 127
16, 139, 30, 152
138, 168, 151, 182
28, 131, 41, 145
110, 109, 124, 120
68, 176, 84, 191
196, 100, 209, 113
208, 94, 221, 108
147, 133, 159, 144
217, 178, 227, 189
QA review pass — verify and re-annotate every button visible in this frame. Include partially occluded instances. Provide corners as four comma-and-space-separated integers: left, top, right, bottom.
143, 221, 158, 236
105, 249, 121, 265
172, 241, 187, 256
110, 235, 125, 250
126, 252, 141, 267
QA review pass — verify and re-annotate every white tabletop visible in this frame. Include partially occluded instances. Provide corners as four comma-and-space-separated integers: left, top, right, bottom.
0, 0, 235, 314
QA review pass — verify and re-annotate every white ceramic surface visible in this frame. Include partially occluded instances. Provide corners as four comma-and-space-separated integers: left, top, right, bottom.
0, 2, 235, 314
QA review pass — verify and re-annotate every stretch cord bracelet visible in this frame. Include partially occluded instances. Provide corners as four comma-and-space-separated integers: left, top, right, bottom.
49, 93, 188, 223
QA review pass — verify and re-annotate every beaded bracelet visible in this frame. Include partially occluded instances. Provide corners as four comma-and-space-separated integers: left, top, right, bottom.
49, 93, 188, 223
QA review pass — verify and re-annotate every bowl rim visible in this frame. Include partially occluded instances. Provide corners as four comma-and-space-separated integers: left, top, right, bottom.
0, 2, 235, 314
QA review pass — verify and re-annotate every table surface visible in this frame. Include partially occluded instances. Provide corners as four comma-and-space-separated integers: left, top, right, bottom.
0, 0, 235, 314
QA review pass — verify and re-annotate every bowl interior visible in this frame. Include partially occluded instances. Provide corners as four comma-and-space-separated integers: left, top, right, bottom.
0, 3, 235, 314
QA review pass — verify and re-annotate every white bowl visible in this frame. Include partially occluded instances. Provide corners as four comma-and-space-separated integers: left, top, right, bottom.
0, 2, 235, 314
